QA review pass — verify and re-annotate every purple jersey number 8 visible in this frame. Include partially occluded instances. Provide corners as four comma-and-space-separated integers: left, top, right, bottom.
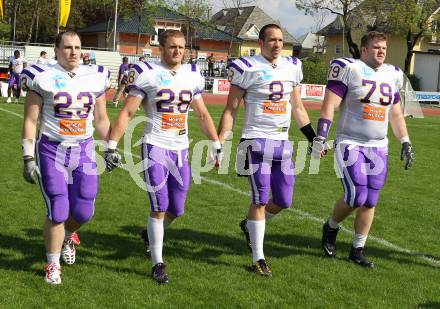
156, 89, 192, 113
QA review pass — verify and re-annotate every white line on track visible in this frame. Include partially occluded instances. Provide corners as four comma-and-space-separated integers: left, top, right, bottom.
2, 106, 438, 267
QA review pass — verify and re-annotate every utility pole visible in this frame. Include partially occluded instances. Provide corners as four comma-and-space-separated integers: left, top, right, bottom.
113, 0, 118, 52
11, 0, 17, 43
57, 0, 60, 34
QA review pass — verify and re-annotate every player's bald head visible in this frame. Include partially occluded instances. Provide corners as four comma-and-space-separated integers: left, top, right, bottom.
55, 31, 81, 48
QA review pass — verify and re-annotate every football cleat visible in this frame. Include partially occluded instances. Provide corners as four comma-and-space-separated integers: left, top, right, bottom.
251, 259, 272, 277
6, 97, 11, 103
349, 247, 374, 268
71, 232, 81, 245
141, 229, 150, 257
44, 263, 62, 285
322, 221, 340, 257
239, 219, 252, 252
152, 263, 169, 284
61, 239, 76, 265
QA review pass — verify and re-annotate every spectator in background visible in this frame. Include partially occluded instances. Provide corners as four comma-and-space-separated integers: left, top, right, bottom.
188, 56, 196, 64
218, 60, 226, 78
36, 51, 48, 65
112, 56, 130, 107
207, 53, 215, 77
82, 54, 91, 65
7, 50, 27, 103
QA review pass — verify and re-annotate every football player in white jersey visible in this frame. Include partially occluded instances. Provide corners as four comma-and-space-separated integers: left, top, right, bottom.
21, 31, 112, 284
312, 31, 414, 268
105, 30, 222, 284
7, 50, 27, 103
218, 24, 317, 276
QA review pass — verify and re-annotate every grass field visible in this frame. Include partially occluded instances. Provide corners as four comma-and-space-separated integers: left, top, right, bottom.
0, 100, 439, 308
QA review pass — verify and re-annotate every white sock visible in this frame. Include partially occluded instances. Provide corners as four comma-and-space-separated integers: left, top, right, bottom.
328, 217, 340, 229
163, 216, 175, 229
265, 210, 275, 221
247, 219, 265, 263
147, 217, 164, 266
353, 233, 368, 248
46, 253, 61, 267
64, 230, 74, 241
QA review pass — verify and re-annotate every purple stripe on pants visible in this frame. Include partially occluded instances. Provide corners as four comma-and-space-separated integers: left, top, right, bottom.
37, 135, 98, 223
142, 143, 191, 217
335, 142, 388, 208
246, 138, 295, 208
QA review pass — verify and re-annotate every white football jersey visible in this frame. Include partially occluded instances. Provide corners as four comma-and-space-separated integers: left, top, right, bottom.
228, 55, 303, 140
127, 61, 205, 150
21, 63, 111, 143
327, 58, 404, 147
11, 57, 27, 74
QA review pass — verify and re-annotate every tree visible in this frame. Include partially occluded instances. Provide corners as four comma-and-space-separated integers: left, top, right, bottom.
168, 0, 211, 20
384, 0, 438, 74
166, 0, 211, 55
296, 0, 364, 58
221, 0, 255, 57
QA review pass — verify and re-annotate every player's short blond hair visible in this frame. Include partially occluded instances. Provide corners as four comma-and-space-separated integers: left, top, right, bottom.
159, 30, 185, 46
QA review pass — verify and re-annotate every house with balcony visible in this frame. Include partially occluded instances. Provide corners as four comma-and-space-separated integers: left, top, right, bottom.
78, 6, 240, 62
209, 6, 301, 57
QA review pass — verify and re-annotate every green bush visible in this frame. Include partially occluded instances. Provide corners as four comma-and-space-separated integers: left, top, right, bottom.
301, 58, 328, 85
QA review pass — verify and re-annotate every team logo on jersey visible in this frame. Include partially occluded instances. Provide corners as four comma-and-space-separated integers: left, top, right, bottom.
156, 72, 172, 86
257, 69, 273, 81
361, 66, 375, 78
53, 73, 68, 90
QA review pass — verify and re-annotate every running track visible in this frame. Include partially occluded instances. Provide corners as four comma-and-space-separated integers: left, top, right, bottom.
106, 90, 440, 116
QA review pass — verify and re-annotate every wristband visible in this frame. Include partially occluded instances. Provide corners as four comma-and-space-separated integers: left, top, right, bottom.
317, 118, 332, 138
22, 139, 35, 158
300, 123, 317, 143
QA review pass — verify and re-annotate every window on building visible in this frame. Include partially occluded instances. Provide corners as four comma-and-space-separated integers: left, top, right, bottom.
151, 25, 181, 45
335, 44, 341, 54
249, 48, 256, 56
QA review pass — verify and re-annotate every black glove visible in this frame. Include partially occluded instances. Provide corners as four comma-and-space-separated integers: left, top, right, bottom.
104, 149, 122, 172
23, 156, 41, 184
401, 142, 414, 170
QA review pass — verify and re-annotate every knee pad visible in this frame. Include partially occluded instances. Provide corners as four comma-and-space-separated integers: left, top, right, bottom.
365, 188, 381, 208
49, 196, 70, 223
71, 178, 97, 223
71, 197, 95, 223
271, 196, 292, 209
345, 185, 368, 208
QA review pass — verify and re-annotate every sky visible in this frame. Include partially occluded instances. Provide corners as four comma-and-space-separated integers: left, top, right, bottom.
208, 0, 334, 39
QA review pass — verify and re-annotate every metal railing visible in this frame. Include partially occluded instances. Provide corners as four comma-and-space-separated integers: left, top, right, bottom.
0, 45, 25, 66
120, 53, 228, 78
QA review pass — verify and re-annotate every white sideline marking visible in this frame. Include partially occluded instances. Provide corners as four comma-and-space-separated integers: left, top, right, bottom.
0, 107, 23, 119
2, 106, 438, 267
199, 176, 440, 267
